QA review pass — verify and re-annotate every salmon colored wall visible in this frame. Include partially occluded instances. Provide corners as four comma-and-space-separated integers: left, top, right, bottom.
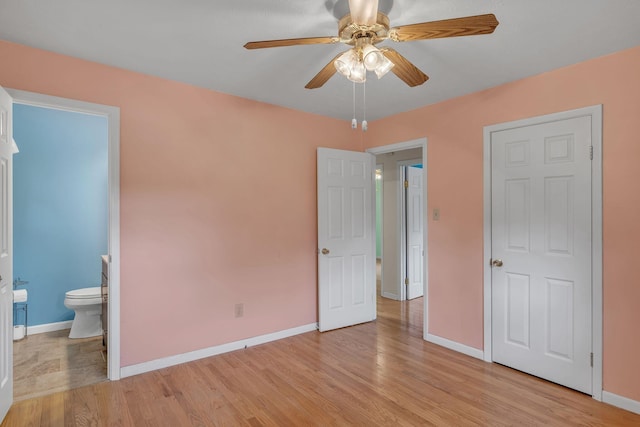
0, 40, 361, 367
364, 45, 640, 402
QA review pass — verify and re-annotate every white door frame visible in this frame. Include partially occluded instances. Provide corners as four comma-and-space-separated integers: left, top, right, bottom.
482, 105, 603, 400
398, 159, 423, 301
367, 138, 428, 339
375, 163, 383, 295
8, 89, 121, 381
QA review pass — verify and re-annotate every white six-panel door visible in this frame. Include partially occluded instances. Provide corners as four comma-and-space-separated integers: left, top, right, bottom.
406, 166, 423, 300
317, 148, 376, 332
0, 85, 14, 423
491, 115, 593, 394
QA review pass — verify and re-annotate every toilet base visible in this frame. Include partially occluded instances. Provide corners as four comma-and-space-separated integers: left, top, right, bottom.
69, 308, 102, 339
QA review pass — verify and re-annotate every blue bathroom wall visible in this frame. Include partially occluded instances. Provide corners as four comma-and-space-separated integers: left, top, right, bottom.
13, 104, 108, 326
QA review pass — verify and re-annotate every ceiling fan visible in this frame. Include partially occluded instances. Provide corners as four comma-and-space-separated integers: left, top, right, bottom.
244, 0, 499, 89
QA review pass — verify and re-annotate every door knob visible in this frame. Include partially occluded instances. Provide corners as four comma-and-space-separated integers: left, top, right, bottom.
491, 259, 503, 267
321, 248, 330, 255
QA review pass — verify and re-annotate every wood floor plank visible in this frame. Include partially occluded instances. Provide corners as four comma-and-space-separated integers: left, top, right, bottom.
93, 381, 134, 427
13, 329, 107, 401
3, 295, 640, 426
39, 392, 64, 427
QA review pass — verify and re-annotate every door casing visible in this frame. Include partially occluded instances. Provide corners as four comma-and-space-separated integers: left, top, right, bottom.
8, 89, 121, 381
482, 105, 603, 400
375, 163, 383, 294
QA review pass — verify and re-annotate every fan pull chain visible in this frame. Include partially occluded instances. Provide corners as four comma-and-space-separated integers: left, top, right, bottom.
362, 80, 368, 132
351, 81, 357, 129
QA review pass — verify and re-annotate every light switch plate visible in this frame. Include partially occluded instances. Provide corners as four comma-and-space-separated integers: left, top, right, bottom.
433, 208, 440, 221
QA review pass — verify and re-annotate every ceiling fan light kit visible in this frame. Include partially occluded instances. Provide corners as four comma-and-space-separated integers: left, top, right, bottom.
335, 49, 370, 83
335, 37, 394, 83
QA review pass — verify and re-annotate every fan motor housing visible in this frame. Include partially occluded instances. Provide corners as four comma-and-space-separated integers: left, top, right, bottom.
338, 12, 390, 45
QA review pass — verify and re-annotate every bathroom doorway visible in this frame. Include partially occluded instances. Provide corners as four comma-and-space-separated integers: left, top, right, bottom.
8, 89, 120, 400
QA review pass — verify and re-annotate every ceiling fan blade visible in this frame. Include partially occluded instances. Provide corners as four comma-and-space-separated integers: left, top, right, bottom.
380, 48, 429, 87
390, 13, 499, 42
244, 36, 338, 50
348, 0, 379, 26
305, 53, 342, 89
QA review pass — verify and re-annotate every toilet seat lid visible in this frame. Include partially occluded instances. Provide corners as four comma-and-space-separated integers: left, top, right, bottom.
66, 287, 101, 299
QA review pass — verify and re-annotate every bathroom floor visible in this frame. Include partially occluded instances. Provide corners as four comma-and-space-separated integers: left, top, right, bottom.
13, 329, 107, 401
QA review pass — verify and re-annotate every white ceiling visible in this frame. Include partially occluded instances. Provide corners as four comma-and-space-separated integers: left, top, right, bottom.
1, 0, 639, 121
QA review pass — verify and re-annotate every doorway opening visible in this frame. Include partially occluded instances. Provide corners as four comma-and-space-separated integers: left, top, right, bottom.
367, 138, 428, 338
12, 103, 108, 400
8, 89, 121, 395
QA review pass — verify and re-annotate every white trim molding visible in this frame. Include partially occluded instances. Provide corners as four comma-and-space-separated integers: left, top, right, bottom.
602, 391, 640, 415
482, 105, 603, 400
121, 323, 318, 379
426, 333, 484, 360
381, 291, 400, 301
8, 88, 122, 381
27, 320, 73, 335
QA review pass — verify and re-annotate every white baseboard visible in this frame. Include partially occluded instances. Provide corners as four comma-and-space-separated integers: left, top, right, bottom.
120, 323, 318, 378
603, 391, 640, 415
381, 291, 399, 300
27, 320, 73, 335
425, 333, 484, 360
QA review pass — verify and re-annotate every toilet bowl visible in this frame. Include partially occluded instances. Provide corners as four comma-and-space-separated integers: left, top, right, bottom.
64, 287, 102, 339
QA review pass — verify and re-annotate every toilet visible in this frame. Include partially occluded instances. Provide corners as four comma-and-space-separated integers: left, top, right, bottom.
64, 287, 102, 339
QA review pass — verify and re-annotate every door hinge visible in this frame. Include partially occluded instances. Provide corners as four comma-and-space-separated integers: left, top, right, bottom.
590, 352, 593, 367
404, 180, 409, 189
404, 277, 409, 285
589, 146, 593, 160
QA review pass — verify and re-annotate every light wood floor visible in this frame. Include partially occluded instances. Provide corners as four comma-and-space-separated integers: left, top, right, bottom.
13, 329, 107, 401
4, 297, 639, 426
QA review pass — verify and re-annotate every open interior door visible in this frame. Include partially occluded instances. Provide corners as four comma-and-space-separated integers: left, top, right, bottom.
405, 165, 423, 300
0, 85, 14, 422
317, 148, 376, 332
